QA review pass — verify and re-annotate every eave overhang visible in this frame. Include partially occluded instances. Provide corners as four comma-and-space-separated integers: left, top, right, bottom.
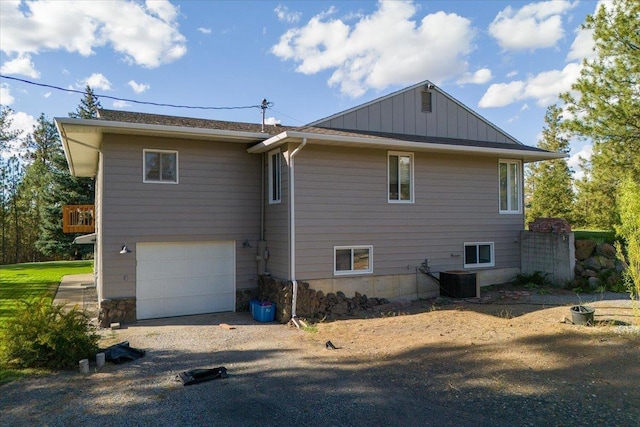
247, 130, 566, 163
55, 117, 271, 177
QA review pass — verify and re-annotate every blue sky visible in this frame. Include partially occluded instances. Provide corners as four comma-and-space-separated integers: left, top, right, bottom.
1, 0, 603, 175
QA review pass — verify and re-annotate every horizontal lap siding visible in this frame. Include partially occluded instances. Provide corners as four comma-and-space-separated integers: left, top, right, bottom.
264, 150, 289, 279
293, 145, 522, 280
100, 134, 261, 299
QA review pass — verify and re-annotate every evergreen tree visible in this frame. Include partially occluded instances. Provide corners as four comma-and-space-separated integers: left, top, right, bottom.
560, 0, 640, 229
36, 87, 98, 259
526, 105, 575, 225
69, 85, 102, 119
19, 115, 61, 261
0, 107, 20, 151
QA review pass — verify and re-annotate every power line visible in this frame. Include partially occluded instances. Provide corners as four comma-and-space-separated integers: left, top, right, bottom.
0, 74, 263, 111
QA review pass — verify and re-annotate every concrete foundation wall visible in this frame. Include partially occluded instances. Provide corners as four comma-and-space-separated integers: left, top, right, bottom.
306, 273, 440, 301
520, 231, 575, 286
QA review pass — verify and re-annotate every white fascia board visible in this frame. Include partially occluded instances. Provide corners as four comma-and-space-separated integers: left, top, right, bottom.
54, 117, 268, 142
247, 130, 566, 162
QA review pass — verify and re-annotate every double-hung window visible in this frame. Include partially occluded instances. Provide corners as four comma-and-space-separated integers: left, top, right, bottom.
334, 246, 373, 275
499, 159, 521, 213
268, 149, 281, 204
388, 151, 413, 203
464, 242, 494, 268
143, 149, 178, 183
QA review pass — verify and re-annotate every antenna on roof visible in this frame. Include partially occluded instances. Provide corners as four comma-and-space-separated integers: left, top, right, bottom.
260, 98, 273, 132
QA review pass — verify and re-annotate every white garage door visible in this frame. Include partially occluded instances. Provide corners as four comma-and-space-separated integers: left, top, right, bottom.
136, 241, 236, 320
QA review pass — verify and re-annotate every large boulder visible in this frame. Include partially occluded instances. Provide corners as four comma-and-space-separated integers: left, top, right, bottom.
596, 243, 617, 258
575, 240, 597, 261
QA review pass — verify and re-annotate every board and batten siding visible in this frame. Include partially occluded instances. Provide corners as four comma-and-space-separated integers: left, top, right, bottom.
99, 134, 262, 300
292, 145, 523, 280
314, 86, 515, 144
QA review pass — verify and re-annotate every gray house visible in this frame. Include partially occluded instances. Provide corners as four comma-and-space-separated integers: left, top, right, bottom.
56, 81, 562, 323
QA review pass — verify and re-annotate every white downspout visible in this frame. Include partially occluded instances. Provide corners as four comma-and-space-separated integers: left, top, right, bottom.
289, 138, 307, 327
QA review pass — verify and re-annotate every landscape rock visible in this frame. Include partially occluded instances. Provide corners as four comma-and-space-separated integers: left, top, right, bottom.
575, 240, 597, 261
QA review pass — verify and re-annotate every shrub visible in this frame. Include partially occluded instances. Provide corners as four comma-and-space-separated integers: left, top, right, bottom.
615, 178, 640, 318
0, 298, 99, 369
513, 271, 551, 288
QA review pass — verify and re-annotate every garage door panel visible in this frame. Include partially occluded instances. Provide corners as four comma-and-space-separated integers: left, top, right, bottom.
136, 241, 236, 320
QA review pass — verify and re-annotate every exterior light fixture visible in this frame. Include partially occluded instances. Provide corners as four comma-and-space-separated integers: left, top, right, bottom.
119, 243, 131, 254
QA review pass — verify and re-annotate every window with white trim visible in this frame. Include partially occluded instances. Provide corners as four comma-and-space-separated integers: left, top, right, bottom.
334, 246, 373, 275
268, 149, 281, 204
499, 159, 521, 213
464, 242, 494, 268
143, 149, 178, 183
388, 151, 413, 203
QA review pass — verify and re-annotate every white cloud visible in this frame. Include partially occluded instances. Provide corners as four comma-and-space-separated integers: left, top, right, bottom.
274, 4, 302, 24
44, 92, 51, 98
479, 62, 582, 108
264, 116, 281, 125
112, 100, 131, 108
0, 54, 41, 78
1, 84, 15, 105
523, 62, 582, 105
457, 68, 492, 85
489, 0, 577, 51
8, 110, 37, 138
82, 73, 112, 90
271, 1, 476, 97
568, 144, 592, 180
145, 0, 179, 23
0, 0, 186, 68
506, 70, 518, 78
478, 81, 525, 108
520, 103, 529, 111
566, 27, 595, 61
197, 27, 212, 34
128, 80, 150, 94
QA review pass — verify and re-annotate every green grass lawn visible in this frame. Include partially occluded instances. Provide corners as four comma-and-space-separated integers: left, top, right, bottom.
0, 260, 93, 384
0, 260, 93, 325
573, 229, 617, 244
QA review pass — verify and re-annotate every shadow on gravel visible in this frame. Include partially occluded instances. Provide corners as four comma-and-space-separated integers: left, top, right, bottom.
2, 326, 638, 427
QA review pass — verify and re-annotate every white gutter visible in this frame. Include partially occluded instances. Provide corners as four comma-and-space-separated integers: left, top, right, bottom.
247, 130, 565, 162
55, 117, 269, 142
289, 138, 307, 327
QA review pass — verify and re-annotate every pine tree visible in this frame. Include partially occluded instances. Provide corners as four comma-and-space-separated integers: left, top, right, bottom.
69, 85, 102, 119
560, 0, 640, 229
36, 86, 99, 259
526, 105, 575, 225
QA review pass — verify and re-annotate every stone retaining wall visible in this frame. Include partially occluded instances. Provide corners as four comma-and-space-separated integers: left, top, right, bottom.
258, 275, 393, 323
98, 298, 136, 327
574, 241, 624, 290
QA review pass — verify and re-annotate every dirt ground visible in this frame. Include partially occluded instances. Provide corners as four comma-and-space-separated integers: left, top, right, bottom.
2, 284, 639, 426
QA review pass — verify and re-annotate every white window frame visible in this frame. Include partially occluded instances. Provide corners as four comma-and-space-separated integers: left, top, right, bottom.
463, 242, 495, 268
388, 151, 414, 203
499, 159, 521, 214
334, 245, 373, 276
268, 149, 281, 204
143, 149, 178, 184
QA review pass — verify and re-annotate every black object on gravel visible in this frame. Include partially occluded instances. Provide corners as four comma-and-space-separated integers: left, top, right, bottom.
100, 341, 146, 364
178, 367, 228, 386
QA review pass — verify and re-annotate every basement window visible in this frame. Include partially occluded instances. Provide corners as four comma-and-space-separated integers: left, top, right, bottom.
143, 149, 178, 184
464, 242, 494, 268
334, 246, 373, 275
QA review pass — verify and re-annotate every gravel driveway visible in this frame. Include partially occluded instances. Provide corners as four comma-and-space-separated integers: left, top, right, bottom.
2, 300, 639, 427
